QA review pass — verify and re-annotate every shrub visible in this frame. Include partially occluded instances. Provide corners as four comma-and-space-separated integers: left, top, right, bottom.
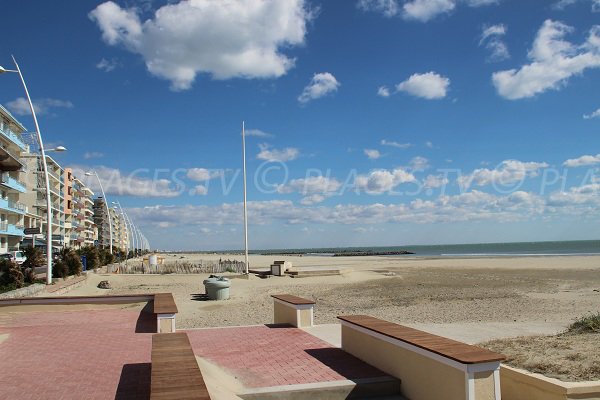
99, 248, 115, 266
569, 313, 600, 334
77, 245, 100, 271
22, 246, 44, 283
0, 258, 24, 288
53, 247, 82, 279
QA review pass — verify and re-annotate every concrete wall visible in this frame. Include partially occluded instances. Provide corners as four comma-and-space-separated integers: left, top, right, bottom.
273, 301, 298, 326
341, 324, 467, 400
159, 317, 174, 333
501, 366, 600, 400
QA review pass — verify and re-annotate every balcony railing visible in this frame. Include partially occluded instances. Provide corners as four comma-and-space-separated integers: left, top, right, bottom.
0, 198, 27, 214
0, 122, 27, 151
0, 221, 24, 236
0, 172, 26, 193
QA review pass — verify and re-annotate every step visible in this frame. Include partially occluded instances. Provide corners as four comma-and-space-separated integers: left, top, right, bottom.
238, 376, 401, 400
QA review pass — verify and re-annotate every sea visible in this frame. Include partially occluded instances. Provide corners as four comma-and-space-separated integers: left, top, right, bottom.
249, 240, 600, 257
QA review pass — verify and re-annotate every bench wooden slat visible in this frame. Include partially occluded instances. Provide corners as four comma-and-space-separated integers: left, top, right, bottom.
271, 294, 315, 305
151, 332, 210, 400
153, 293, 178, 314
338, 315, 505, 364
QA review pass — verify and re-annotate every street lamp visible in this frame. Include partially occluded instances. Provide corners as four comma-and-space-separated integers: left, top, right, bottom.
1, 57, 54, 285
85, 171, 112, 254
112, 201, 132, 260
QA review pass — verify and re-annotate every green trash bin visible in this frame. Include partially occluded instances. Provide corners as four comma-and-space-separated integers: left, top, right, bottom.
203, 276, 230, 300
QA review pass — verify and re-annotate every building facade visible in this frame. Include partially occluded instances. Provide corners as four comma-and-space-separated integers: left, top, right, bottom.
65, 170, 95, 249
0, 105, 27, 253
93, 198, 129, 253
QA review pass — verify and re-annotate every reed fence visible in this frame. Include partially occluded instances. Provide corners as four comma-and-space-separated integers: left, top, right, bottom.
106, 260, 246, 274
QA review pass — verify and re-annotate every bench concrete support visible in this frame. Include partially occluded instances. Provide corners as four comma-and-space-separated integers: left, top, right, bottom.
271, 294, 315, 328
340, 319, 503, 400
157, 313, 176, 333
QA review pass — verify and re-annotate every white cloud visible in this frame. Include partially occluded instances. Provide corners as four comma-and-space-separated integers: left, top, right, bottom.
278, 176, 342, 195
409, 156, 430, 170
377, 86, 391, 97
6, 97, 74, 116
298, 72, 340, 104
458, 160, 549, 188
69, 165, 183, 197
245, 129, 273, 138
563, 154, 600, 167
193, 185, 208, 195
403, 0, 456, 22
553, 0, 600, 12
89, 0, 312, 90
186, 168, 222, 181
396, 72, 450, 99
425, 141, 434, 148
364, 149, 382, 159
96, 57, 119, 72
83, 152, 105, 160
423, 174, 449, 188
583, 108, 600, 119
381, 139, 412, 149
492, 20, 600, 100
358, 0, 498, 22
357, 0, 401, 17
480, 24, 510, 62
257, 143, 299, 162
354, 168, 416, 194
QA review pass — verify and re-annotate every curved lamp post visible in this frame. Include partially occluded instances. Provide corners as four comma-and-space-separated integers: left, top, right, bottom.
0, 57, 55, 284
85, 171, 112, 254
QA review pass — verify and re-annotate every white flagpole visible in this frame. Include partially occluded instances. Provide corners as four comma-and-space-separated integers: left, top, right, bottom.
242, 121, 249, 274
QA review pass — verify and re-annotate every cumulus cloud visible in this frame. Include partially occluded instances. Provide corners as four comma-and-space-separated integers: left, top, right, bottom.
298, 72, 340, 104
96, 57, 119, 72
563, 154, 600, 167
480, 24, 510, 62
278, 175, 342, 204
357, 0, 499, 22
583, 108, 600, 119
84, 152, 105, 160
458, 160, 549, 189
354, 168, 416, 194
257, 143, 299, 162
89, 0, 312, 90
69, 165, 183, 197
186, 168, 222, 181
409, 156, 430, 170
377, 86, 391, 97
364, 149, 382, 159
6, 97, 74, 116
492, 20, 600, 100
552, 0, 600, 12
423, 174, 449, 188
396, 72, 450, 99
381, 139, 411, 149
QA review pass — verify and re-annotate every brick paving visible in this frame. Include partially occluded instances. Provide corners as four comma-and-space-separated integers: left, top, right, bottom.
0, 309, 154, 400
186, 325, 387, 388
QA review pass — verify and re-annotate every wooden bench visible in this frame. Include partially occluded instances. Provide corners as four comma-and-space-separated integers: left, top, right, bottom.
271, 294, 315, 327
151, 332, 210, 400
153, 293, 178, 333
338, 315, 506, 400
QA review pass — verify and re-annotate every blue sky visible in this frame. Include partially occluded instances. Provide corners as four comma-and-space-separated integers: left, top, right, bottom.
2, 0, 600, 250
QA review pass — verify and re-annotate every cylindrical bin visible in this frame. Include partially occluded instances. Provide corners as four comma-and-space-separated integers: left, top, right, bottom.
203, 276, 230, 300
149, 254, 158, 267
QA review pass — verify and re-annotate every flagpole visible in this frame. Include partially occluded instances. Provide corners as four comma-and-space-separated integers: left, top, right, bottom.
242, 121, 249, 274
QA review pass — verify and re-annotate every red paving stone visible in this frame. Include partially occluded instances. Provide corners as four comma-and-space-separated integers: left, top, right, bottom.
186, 325, 387, 388
0, 309, 154, 400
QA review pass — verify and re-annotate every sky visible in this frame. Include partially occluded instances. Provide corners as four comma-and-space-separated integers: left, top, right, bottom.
1, 0, 600, 251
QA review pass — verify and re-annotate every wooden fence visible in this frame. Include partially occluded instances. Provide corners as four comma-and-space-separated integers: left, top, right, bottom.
106, 260, 246, 274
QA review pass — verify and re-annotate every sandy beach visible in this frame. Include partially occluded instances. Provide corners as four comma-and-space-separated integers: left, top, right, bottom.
61, 253, 600, 336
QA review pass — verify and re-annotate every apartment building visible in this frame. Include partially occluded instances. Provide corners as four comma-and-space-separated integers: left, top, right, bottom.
64, 169, 95, 249
93, 197, 111, 249
0, 105, 27, 254
93, 198, 128, 253
21, 154, 66, 250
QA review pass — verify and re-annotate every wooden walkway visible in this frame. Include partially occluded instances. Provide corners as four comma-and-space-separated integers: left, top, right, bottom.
338, 315, 506, 364
151, 333, 210, 400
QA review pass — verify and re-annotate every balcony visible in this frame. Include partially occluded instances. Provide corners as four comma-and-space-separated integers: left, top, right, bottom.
0, 198, 27, 214
0, 222, 24, 236
0, 121, 27, 151
0, 172, 26, 193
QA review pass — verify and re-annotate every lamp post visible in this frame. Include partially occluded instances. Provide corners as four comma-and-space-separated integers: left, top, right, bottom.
111, 202, 129, 262
85, 171, 112, 254
1, 57, 55, 285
